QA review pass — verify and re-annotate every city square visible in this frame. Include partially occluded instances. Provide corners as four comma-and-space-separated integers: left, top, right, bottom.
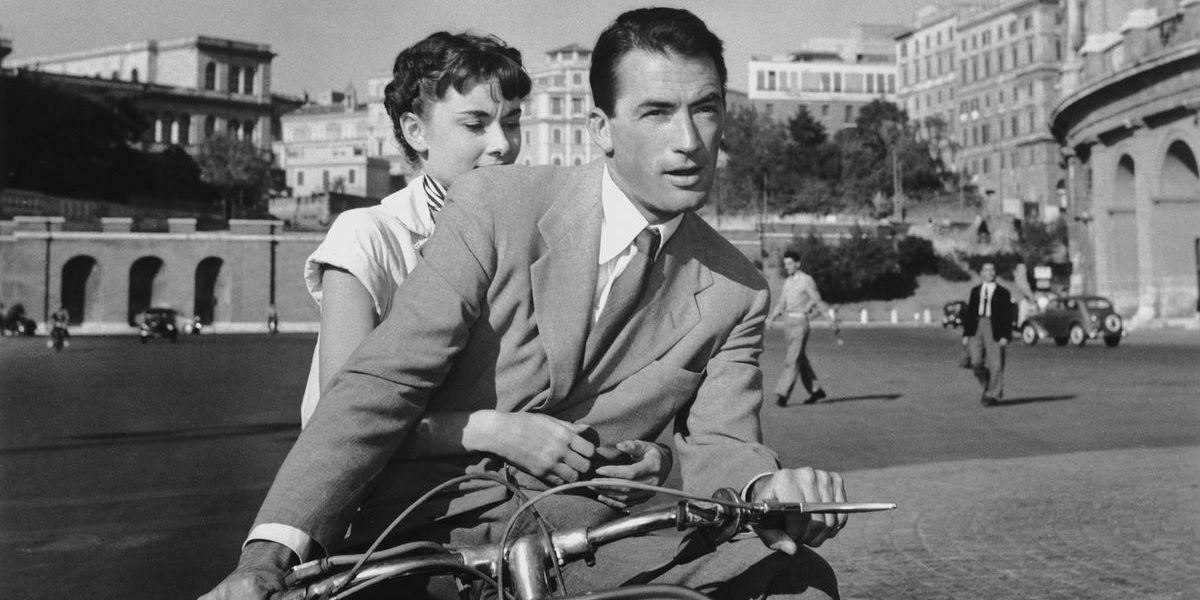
2, 1, 1199, 599
1, 326, 1196, 599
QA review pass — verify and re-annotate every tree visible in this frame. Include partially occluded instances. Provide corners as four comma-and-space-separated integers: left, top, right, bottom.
718, 106, 796, 213
196, 135, 273, 218
3, 72, 146, 200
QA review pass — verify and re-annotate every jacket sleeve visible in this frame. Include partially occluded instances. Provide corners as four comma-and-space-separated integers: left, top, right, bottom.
251, 187, 497, 552
675, 287, 781, 497
962, 286, 979, 337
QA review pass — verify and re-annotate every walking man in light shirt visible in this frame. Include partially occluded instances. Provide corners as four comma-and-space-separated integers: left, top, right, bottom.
769, 250, 837, 407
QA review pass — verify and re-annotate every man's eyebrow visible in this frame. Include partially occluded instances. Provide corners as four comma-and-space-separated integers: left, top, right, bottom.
689, 92, 723, 107
456, 109, 493, 118
634, 99, 678, 111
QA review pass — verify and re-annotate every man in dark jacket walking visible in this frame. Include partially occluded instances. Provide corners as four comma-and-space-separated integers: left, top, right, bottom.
961, 262, 1013, 406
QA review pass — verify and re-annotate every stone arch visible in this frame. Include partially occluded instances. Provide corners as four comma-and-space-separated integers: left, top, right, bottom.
61, 255, 99, 325
128, 256, 166, 325
193, 257, 225, 324
1104, 153, 1140, 306
1159, 139, 1198, 199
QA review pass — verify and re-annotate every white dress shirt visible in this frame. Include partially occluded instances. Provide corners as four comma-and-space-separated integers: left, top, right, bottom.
249, 166, 681, 560
979, 282, 996, 317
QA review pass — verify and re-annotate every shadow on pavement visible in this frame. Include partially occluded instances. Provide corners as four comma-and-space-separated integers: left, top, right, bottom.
819, 393, 903, 404
995, 394, 1077, 407
0, 423, 299, 454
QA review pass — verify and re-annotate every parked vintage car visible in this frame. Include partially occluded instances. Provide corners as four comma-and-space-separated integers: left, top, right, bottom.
1, 303, 38, 336
1019, 295, 1124, 347
136, 308, 179, 343
942, 300, 967, 328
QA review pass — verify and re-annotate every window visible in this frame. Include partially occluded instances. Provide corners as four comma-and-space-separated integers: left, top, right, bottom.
574, 157, 582, 165
765, 103, 773, 117
204, 115, 216, 139
130, 68, 139, 82
348, 169, 355, 184
323, 170, 330, 189
204, 62, 217, 90
325, 122, 340, 139
1024, 14, 1033, 30
820, 72, 831, 92
833, 73, 842, 92
767, 71, 776, 90
572, 73, 582, 85
244, 67, 255, 94
983, 54, 990, 77
1009, 21, 1017, 36
244, 120, 255, 141
1027, 40, 1035, 62
844, 105, 854, 123
886, 74, 894, 92
553, 128, 562, 144
997, 50, 1005, 72
997, 23, 1004, 41
228, 66, 241, 93
900, 42, 907, 58
552, 157, 562, 166
551, 97, 563, 115
297, 171, 304, 186
571, 97, 583, 114
757, 71, 765, 90
1011, 115, 1019, 136
553, 74, 565, 87
573, 129, 583, 145
821, 104, 829, 116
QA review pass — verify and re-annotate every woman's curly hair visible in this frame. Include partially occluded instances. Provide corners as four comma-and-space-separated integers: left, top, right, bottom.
383, 32, 531, 163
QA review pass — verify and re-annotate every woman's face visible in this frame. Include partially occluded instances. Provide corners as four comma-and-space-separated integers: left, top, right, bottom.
407, 81, 523, 186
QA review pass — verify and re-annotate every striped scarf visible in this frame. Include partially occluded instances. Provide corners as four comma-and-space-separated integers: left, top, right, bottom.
422, 175, 447, 220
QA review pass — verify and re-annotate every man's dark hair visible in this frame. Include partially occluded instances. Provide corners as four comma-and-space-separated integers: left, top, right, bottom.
589, 7, 727, 115
783, 250, 802, 263
383, 32, 531, 163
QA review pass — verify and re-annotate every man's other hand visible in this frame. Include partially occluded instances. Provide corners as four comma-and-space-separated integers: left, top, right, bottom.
198, 541, 294, 600
749, 467, 847, 554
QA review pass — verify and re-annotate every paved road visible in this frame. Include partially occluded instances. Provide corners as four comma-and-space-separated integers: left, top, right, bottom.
0, 327, 1196, 599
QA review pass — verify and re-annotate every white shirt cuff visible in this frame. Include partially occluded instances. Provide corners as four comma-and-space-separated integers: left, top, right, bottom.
740, 471, 775, 501
246, 523, 315, 562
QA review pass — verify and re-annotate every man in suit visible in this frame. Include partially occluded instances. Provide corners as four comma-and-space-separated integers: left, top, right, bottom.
961, 262, 1013, 406
203, 8, 848, 600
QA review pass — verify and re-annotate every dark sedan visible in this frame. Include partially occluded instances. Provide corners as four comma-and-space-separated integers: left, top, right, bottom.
137, 308, 179, 343
1019, 295, 1124, 347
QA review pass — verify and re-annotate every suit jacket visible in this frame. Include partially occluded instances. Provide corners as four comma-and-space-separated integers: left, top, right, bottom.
962, 283, 1013, 342
254, 161, 780, 551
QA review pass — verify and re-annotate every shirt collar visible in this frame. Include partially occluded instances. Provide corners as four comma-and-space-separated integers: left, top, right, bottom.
380, 174, 436, 237
598, 165, 683, 264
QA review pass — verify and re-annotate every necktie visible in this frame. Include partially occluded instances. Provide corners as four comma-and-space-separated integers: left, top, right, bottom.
583, 228, 661, 370
981, 285, 991, 318
423, 175, 447, 220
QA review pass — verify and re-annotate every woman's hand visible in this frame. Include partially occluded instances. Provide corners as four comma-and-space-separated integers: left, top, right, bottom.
592, 440, 673, 510
465, 411, 596, 486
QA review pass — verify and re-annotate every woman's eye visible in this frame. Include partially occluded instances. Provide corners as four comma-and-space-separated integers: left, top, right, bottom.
463, 122, 485, 131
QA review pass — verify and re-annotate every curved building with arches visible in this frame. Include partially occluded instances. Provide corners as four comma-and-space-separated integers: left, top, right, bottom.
1052, 0, 1200, 322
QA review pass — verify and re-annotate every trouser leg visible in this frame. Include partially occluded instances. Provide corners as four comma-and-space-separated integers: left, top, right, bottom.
774, 320, 808, 399
985, 336, 1005, 398
968, 327, 988, 388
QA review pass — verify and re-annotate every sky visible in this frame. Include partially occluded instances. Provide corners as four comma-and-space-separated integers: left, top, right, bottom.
1, 0, 937, 97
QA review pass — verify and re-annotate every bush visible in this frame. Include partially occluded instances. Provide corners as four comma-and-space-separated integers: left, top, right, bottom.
787, 227, 914, 303
896, 235, 937, 278
937, 255, 972, 281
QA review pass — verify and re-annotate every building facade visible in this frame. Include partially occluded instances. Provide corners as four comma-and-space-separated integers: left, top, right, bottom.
274, 93, 392, 200
952, 0, 1065, 221
517, 44, 599, 167
1052, 0, 1200, 321
0, 216, 323, 331
10, 36, 300, 152
746, 25, 902, 132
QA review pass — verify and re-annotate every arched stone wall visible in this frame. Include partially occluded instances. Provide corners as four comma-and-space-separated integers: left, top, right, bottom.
60, 254, 99, 324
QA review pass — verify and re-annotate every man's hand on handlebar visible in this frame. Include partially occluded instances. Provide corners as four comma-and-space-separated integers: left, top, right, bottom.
199, 540, 296, 600
592, 440, 673, 510
749, 467, 847, 553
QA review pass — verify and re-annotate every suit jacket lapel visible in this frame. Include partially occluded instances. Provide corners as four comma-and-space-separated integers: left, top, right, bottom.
530, 163, 604, 403
569, 213, 711, 399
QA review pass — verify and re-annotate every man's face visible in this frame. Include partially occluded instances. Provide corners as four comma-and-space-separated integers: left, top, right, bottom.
588, 49, 724, 224
980, 263, 996, 283
782, 256, 799, 276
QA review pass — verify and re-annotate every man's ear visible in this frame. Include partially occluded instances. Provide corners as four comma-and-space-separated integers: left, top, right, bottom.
399, 112, 429, 155
587, 107, 614, 156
